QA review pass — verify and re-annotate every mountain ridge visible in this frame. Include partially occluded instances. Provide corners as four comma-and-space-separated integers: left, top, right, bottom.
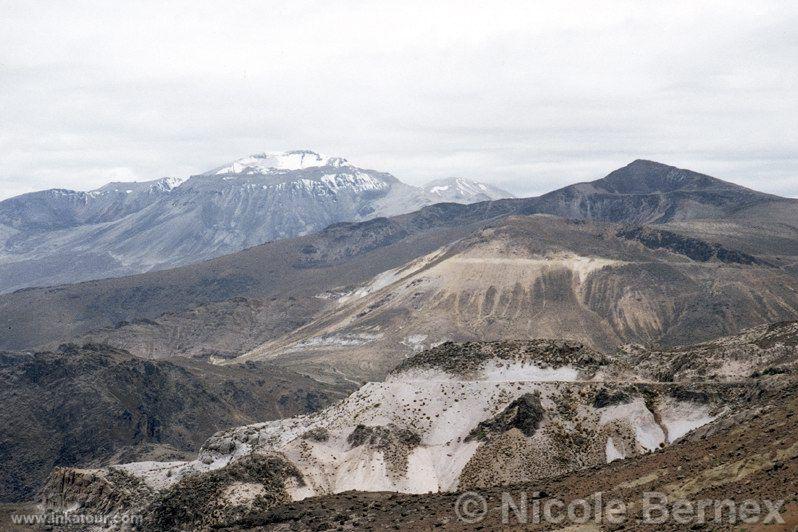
237, 214, 798, 380
0, 160, 795, 356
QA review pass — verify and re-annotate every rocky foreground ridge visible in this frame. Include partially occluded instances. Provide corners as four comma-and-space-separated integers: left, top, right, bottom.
36, 322, 798, 529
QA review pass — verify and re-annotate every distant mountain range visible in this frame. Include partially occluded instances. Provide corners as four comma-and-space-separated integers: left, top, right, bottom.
0, 150, 512, 293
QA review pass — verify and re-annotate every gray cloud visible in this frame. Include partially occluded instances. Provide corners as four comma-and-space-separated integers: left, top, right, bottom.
1, 0, 796, 199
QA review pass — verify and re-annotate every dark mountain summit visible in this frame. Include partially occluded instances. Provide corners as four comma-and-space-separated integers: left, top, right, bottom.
529, 160, 778, 224
592, 159, 758, 194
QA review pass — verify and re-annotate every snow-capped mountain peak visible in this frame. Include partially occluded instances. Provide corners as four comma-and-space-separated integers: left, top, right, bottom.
0, 152, 515, 293
423, 177, 513, 203
209, 150, 352, 176
427, 177, 484, 196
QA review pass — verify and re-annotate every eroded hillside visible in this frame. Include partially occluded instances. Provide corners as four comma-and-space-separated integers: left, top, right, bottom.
0, 344, 352, 502
241, 216, 798, 381
38, 322, 798, 529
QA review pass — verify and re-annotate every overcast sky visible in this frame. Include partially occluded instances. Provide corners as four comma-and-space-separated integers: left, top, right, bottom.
1, 0, 796, 200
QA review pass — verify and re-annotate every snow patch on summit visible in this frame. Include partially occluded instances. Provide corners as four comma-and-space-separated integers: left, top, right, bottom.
211, 150, 351, 175
423, 177, 513, 203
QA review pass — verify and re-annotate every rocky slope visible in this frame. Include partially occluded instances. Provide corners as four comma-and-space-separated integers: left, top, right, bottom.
239, 214, 798, 380
37, 323, 798, 529
0, 343, 352, 502
224, 378, 798, 530
0, 204, 490, 352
